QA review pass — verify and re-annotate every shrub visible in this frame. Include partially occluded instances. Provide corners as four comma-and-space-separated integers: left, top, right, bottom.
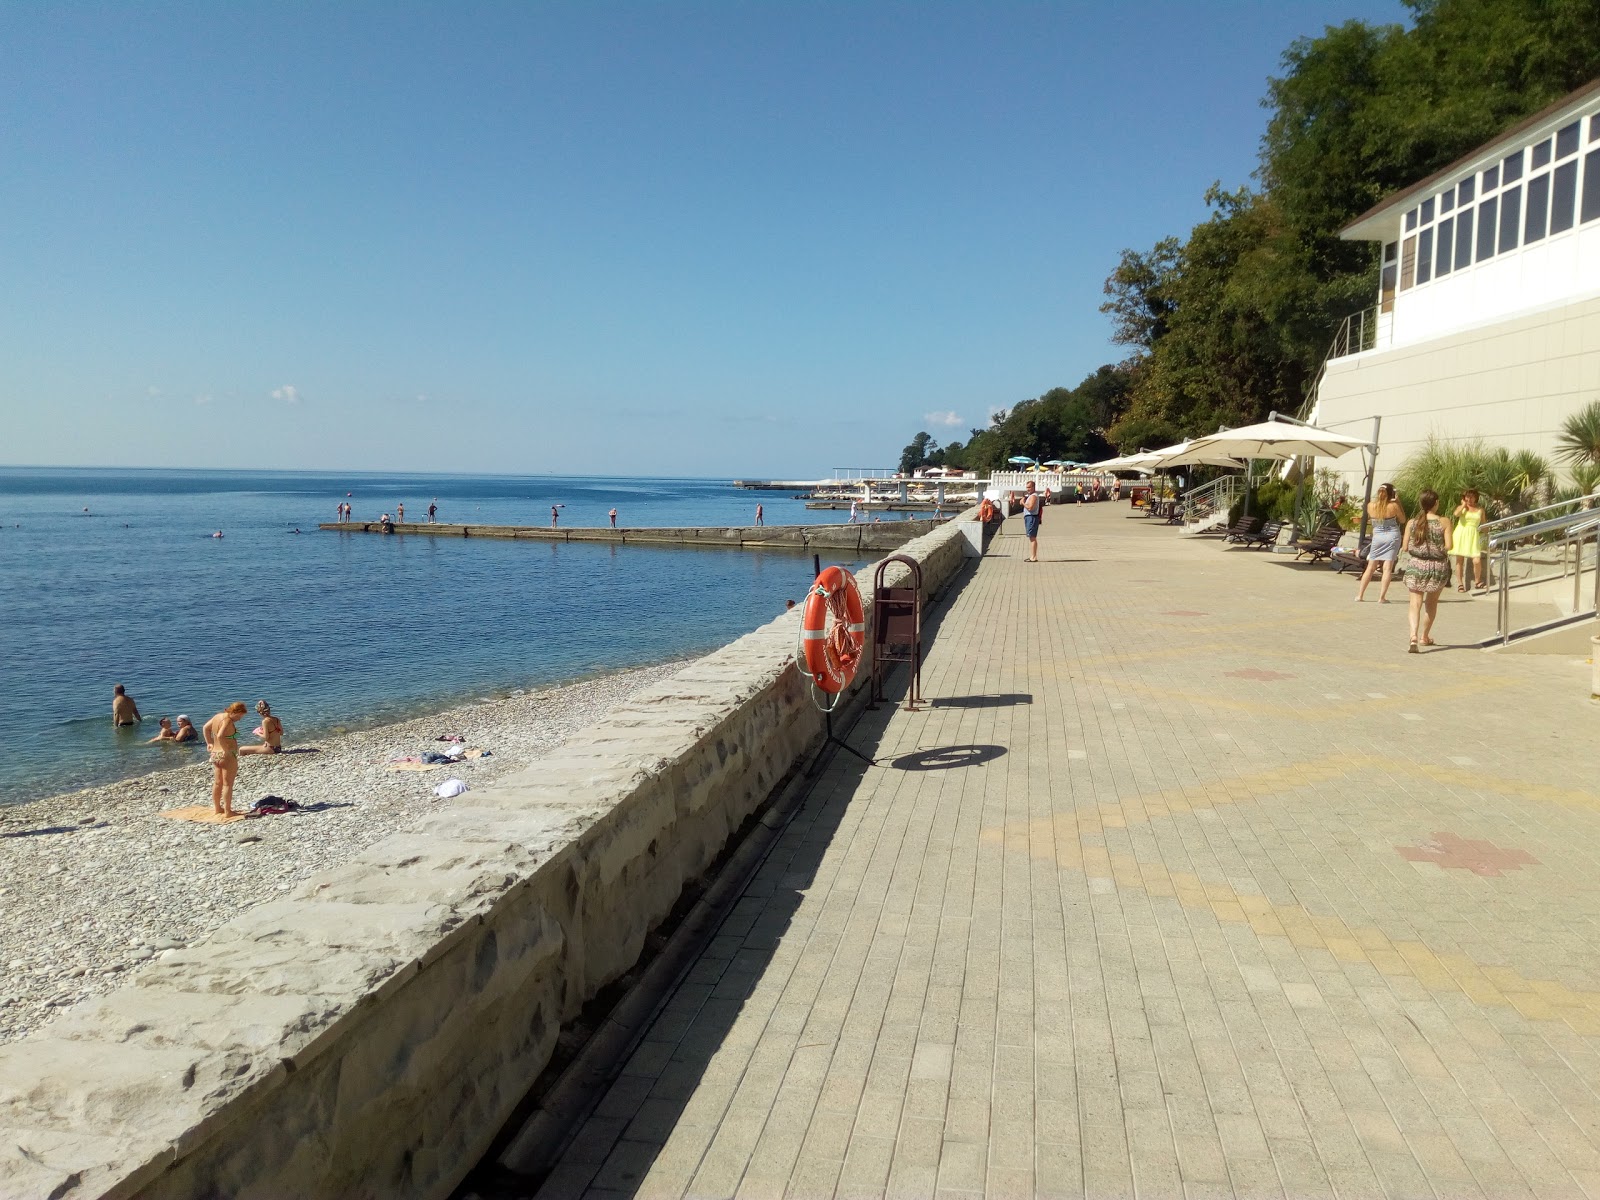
1393, 437, 1552, 519
1554, 399, 1600, 469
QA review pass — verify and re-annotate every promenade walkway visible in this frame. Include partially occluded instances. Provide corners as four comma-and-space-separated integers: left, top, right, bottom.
533, 503, 1600, 1199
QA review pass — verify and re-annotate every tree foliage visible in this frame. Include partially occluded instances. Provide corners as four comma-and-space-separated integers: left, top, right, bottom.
1101, 0, 1600, 452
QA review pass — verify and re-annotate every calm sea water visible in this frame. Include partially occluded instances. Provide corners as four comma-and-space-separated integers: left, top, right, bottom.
0, 468, 895, 805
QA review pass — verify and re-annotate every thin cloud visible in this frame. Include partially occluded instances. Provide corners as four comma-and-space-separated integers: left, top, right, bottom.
924, 410, 963, 427
271, 385, 301, 405
146, 385, 163, 398
193, 393, 212, 406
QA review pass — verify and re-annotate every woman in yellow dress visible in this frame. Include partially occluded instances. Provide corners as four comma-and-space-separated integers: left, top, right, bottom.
1449, 489, 1487, 592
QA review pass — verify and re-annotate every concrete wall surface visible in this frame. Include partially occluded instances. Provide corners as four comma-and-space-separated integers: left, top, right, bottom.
0, 515, 973, 1200
1317, 293, 1600, 490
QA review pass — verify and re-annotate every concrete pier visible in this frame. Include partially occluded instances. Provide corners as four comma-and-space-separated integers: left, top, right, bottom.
318, 520, 945, 554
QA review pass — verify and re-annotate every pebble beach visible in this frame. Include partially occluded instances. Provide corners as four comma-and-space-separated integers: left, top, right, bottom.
0, 659, 689, 1045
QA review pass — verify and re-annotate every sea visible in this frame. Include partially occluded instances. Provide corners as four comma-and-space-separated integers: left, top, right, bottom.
0, 468, 904, 806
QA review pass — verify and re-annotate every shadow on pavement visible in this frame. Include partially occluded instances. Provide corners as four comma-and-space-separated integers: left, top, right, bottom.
929, 693, 1032, 709
889, 744, 1007, 771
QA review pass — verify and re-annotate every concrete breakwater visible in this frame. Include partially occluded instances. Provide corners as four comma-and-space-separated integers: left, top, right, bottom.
320, 519, 943, 554
0, 511, 977, 1200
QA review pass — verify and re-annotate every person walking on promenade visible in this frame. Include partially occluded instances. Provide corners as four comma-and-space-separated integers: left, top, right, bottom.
203, 702, 247, 817
1356, 482, 1406, 603
1403, 489, 1452, 652
112, 683, 141, 727
239, 700, 283, 755
609, 507, 618, 528
1021, 480, 1042, 563
1450, 489, 1487, 593
755, 503, 764, 526
428, 499, 438, 523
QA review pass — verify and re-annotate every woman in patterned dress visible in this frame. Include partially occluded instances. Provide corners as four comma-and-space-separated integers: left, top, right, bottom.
1403, 489, 1453, 653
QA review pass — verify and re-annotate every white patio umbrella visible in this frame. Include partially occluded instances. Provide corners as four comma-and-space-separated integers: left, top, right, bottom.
1179, 419, 1370, 462
1088, 452, 1159, 473
1148, 439, 1248, 469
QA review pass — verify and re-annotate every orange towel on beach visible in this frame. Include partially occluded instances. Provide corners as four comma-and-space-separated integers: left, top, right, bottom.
388, 761, 441, 772
157, 805, 249, 825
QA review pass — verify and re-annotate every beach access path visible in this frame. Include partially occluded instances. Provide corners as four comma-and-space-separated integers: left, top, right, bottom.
525, 501, 1600, 1199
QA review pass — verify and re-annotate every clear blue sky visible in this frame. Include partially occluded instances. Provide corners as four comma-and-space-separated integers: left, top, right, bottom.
1, 1, 1407, 478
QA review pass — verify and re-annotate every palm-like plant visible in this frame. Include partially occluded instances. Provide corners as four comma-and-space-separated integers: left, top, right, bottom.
1554, 399, 1600, 469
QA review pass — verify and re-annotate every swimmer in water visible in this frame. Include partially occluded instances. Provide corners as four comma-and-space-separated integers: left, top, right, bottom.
146, 717, 177, 744
173, 715, 198, 743
112, 684, 141, 727
212, 530, 224, 538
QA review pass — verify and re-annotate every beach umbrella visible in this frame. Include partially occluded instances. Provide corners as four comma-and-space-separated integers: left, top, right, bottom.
1148, 440, 1247, 469
1007, 455, 1037, 465
1180, 419, 1371, 462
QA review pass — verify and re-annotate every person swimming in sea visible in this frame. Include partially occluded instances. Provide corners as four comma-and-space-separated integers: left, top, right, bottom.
146, 717, 177, 744
173, 715, 198, 743
239, 700, 283, 755
112, 684, 141, 727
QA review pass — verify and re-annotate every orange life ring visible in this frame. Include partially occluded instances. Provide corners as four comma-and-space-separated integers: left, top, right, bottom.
979, 498, 996, 523
800, 566, 866, 694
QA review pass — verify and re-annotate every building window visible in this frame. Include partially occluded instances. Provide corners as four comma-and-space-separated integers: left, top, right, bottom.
1498, 185, 1521, 252
1532, 138, 1553, 169
1502, 149, 1523, 183
1381, 242, 1397, 312
1552, 159, 1578, 233
1417, 228, 1434, 282
1582, 148, 1600, 225
1435, 217, 1454, 275
1458, 176, 1475, 205
1592, 114, 1600, 142
1421, 197, 1434, 223
1441, 188, 1455, 214
1482, 164, 1499, 191
1400, 235, 1417, 289
1557, 120, 1580, 159
1525, 172, 1550, 242
1454, 208, 1474, 269
1476, 196, 1498, 260
1406, 208, 1418, 231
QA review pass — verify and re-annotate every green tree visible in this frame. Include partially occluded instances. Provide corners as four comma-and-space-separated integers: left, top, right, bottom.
899, 432, 937, 475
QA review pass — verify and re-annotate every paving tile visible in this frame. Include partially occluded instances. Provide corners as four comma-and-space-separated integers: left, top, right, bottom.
540, 507, 1600, 1200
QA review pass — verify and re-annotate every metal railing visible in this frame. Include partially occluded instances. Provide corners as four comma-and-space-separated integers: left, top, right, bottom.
830, 467, 899, 480
1181, 474, 1244, 528
1484, 496, 1600, 645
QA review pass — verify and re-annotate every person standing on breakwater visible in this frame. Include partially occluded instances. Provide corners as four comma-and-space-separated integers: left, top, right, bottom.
848, 499, 859, 524
1021, 480, 1041, 563
397, 502, 405, 524
609, 507, 618, 527
112, 684, 141, 727
755, 503, 764, 526
428, 499, 438, 523
550, 504, 563, 528
239, 699, 283, 755
203, 702, 247, 816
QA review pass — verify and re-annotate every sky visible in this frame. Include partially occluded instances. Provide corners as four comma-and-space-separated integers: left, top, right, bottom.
0, 1, 1409, 478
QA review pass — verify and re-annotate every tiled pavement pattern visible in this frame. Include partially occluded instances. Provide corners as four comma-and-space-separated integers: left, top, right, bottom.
537, 505, 1600, 1199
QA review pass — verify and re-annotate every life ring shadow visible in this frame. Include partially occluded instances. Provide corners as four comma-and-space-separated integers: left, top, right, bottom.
890, 744, 1006, 772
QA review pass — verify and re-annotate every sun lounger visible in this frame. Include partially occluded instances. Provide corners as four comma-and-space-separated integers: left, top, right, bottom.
1241, 519, 1283, 549
1294, 524, 1345, 563
1222, 516, 1262, 543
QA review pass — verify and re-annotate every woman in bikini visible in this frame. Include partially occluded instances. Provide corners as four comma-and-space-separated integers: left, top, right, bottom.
202, 702, 248, 816
239, 699, 283, 755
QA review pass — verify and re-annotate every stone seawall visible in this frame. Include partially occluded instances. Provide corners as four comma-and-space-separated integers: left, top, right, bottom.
0, 515, 976, 1200
319, 520, 945, 554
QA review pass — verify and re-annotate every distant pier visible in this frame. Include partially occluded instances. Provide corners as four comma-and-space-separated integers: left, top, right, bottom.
319, 519, 947, 553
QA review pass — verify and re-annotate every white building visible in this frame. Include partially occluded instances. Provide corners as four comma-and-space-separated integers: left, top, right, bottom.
1314, 78, 1600, 486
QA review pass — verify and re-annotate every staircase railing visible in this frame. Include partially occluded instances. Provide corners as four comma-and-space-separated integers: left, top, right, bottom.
1182, 474, 1244, 528
1295, 304, 1381, 424
1484, 496, 1600, 645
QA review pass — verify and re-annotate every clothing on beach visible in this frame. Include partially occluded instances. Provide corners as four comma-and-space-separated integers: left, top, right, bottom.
1450, 508, 1485, 557
1368, 516, 1401, 563
1404, 516, 1450, 594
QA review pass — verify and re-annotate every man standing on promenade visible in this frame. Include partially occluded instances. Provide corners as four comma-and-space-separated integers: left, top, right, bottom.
609, 508, 618, 527
112, 684, 141, 727
848, 499, 860, 524
428, 499, 438, 523
1021, 480, 1042, 563
755, 503, 764, 526
397, 502, 405, 524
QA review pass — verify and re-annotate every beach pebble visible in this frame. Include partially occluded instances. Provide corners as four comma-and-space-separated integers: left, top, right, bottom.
0, 660, 687, 1045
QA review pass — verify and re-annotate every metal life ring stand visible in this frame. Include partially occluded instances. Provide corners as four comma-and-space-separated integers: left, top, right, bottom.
796, 566, 876, 772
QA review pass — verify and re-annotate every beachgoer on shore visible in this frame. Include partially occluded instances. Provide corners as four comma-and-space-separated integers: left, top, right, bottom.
1021, 481, 1042, 563
755, 503, 764, 526
1356, 483, 1405, 604
112, 684, 141, 727
1403, 489, 1452, 653
240, 700, 283, 755
428, 499, 438, 523
146, 717, 176, 744
609, 508, 618, 527
174, 715, 198, 743
1450, 489, 1487, 593
203, 702, 248, 816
